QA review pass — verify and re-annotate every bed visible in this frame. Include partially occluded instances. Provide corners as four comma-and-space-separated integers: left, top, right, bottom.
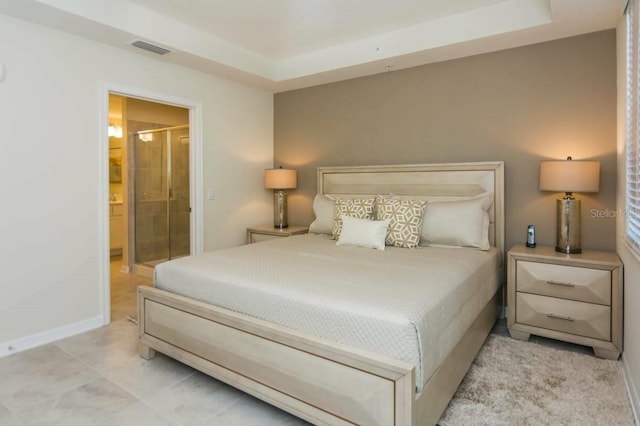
137, 161, 505, 425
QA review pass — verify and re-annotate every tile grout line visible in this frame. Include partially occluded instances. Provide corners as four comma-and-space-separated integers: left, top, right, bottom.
202, 392, 250, 422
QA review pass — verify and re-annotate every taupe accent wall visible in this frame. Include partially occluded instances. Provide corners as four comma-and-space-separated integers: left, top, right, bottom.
274, 30, 617, 252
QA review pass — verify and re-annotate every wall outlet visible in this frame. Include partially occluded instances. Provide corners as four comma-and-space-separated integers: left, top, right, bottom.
207, 188, 215, 200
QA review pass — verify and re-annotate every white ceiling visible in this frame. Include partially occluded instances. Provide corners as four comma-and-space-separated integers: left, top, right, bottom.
0, 0, 626, 92
129, 0, 507, 59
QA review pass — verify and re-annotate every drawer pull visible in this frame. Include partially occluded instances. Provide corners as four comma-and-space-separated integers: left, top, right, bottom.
546, 280, 575, 287
547, 313, 575, 322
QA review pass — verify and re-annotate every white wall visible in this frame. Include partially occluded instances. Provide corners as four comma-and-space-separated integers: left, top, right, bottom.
0, 14, 273, 350
616, 16, 640, 420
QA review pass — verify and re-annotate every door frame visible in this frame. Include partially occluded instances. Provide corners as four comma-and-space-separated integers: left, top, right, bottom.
98, 82, 204, 325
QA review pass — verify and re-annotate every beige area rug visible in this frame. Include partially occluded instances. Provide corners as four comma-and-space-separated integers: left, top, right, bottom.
438, 335, 635, 425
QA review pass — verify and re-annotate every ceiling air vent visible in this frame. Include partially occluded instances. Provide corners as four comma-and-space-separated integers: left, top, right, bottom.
131, 40, 171, 55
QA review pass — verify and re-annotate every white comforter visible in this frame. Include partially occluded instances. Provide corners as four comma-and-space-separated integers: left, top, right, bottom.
153, 233, 501, 391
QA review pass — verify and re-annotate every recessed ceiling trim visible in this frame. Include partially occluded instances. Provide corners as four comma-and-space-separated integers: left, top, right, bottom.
29, 0, 275, 78
276, 0, 552, 80
1, 0, 625, 92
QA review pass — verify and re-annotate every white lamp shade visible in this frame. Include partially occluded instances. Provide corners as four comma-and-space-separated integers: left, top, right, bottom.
540, 160, 600, 193
264, 168, 297, 189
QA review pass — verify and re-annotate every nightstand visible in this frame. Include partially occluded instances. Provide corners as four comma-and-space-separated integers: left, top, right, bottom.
507, 244, 623, 360
246, 225, 309, 244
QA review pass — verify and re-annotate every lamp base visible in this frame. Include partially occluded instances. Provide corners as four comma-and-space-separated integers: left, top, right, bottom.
555, 246, 582, 254
273, 190, 289, 229
555, 198, 581, 254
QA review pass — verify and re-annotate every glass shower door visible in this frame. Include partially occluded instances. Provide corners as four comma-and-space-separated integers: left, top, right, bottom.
168, 127, 190, 259
134, 125, 190, 266
134, 130, 169, 265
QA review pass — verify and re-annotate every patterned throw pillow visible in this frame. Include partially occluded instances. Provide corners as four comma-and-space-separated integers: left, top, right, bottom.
376, 196, 427, 248
332, 198, 375, 239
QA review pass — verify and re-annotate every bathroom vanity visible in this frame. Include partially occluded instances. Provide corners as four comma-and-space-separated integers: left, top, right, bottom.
110, 201, 123, 256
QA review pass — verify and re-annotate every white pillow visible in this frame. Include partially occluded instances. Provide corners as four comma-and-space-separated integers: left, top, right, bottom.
336, 215, 390, 251
308, 194, 335, 235
421, 192, 493, 250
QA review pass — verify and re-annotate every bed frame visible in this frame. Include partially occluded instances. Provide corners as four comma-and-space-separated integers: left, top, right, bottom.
138, 161, 505, 425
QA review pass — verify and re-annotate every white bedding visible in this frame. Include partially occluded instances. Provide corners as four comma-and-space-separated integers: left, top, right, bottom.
153, 233, 501, 392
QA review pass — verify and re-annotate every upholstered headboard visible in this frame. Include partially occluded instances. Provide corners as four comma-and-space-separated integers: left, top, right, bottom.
317, 162, 505, 255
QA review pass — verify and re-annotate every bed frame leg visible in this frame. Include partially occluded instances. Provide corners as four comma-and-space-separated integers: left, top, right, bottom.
138, 342, 156, 360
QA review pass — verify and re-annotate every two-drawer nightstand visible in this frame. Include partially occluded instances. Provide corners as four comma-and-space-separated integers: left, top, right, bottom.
507, 244, 623, 360
246, 225, 309, 244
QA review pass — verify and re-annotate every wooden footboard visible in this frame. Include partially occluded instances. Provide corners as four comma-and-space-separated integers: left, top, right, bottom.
138, 286, 498, 425
138, 286, 415, 425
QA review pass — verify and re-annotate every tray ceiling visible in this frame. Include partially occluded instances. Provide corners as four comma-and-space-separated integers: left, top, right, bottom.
0, 0, 625, 92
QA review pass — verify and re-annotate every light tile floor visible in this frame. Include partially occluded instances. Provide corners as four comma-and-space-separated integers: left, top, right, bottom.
0, 258, 308, 426
0, 258, 624, 425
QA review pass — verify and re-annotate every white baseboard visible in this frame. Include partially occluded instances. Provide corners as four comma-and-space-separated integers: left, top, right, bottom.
622, 354, 640, 425
0, 315, 104, 358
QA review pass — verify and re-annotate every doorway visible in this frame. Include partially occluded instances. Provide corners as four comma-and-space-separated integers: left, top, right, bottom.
109, 95, 190, 269
102, 85, 203, 325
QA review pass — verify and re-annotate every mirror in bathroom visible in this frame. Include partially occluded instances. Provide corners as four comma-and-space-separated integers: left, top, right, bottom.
109, 148, 122, 183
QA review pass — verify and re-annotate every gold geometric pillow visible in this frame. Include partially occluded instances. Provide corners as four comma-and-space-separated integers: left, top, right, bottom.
376, 196, 427, 248
332, 198, 375, 239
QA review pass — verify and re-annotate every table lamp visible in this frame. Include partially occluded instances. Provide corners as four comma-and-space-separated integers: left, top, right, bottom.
264, 167, 297, 229
539, 156, 600, 254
